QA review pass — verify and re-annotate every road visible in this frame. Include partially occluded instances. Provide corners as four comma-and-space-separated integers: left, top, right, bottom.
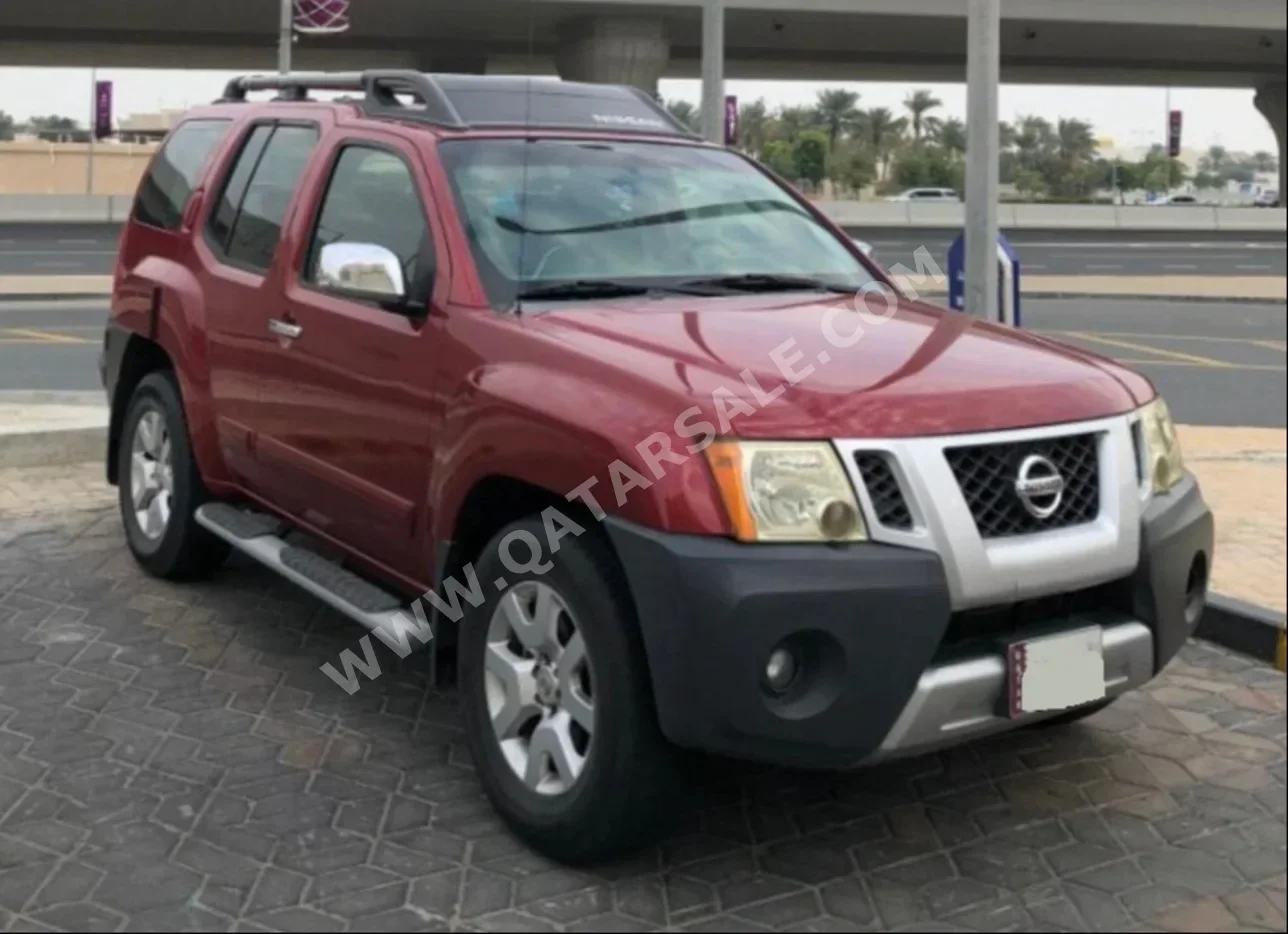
1, 297, 1283, 427
0, 222, 1285, 277
855, 227, 1286, 278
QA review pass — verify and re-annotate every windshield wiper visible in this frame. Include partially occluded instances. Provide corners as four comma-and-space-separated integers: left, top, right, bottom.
515, 280, 652, 301
676, 273, 855, 295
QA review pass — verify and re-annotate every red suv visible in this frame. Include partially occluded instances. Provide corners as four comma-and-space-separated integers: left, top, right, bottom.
101, 70, 1213, 864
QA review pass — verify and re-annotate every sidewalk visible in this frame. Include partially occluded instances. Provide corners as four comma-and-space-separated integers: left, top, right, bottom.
2, 274, 1286, 302
2, 423, 1284, 616
0, 443, 1284, 933
1179, 426, 1287, 614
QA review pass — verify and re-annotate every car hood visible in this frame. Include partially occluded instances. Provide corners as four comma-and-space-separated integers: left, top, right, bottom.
528, 292, 1151, 439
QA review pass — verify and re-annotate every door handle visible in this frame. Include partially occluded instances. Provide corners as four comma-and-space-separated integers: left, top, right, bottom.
268, 318, 302, 340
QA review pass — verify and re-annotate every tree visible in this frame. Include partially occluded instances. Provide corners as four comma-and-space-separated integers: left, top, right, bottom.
1251, 150, 1278, 173
903, 89, 942, 142
0, 110, 15, 141
1198, 144, 1228, 175
775, 105, 818, 141
1014, 167, 1048, 198
737, 99, 770, 155
813, 88, 861, 153
760, 139, 797, 180
793, 131, 829, 188
1193, 171, 1224, 190
857, 107, 906, 180
892, 147, 962, 191
665, 100, 698, 132
935, 118, 967, 158
830, 142, 877, 193
25, 114, 87, 142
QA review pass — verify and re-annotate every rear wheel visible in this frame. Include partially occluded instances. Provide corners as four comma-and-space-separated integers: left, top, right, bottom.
117, 371, 229, 579
458, 517, 682, 864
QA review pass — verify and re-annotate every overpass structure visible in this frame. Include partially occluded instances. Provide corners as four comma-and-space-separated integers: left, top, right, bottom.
1, 0, 1285, 191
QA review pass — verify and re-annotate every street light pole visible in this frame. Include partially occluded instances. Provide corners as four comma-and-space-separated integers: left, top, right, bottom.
278, 0, 293, 73
86, 66, 97, 196
700, 0, 725, 144
963, 0, 1000, 320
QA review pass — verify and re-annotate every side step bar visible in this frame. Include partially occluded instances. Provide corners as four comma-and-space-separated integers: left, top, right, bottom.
195, 503, 431, 654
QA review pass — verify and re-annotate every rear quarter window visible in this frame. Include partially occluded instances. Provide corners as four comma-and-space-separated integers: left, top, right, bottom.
133, 119, 231, 231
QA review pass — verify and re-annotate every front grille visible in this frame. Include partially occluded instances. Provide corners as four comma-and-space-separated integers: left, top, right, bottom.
853, 452, 913, 529
945, 433, 1101, 538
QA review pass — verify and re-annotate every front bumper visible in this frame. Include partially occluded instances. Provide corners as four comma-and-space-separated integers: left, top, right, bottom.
606, 474, 1213, 770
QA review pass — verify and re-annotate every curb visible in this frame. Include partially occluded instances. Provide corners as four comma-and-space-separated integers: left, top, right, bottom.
0, 292, 113, 302
1196, 593, 1288, 671
0, 424, 107, 469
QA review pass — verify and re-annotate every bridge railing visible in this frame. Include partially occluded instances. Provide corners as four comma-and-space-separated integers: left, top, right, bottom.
0, 193, 1284, 232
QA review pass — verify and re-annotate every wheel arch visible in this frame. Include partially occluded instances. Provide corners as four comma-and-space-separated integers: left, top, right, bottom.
107, 333, 175, 486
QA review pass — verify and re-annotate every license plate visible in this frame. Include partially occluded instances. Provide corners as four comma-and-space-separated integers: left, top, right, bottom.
1007, 626, 1106, 718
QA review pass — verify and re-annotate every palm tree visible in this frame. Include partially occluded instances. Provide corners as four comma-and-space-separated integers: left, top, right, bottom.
858, 107, 907, 180
1056, 118, 1098, 166
665, 99, 698, 132
1199, 144, 1228, 174
936, 118, 967, 158
775, 105, 818, 141
813, 88, 861, 152
904, 89, 943, 142
1251, 150, 1277, 173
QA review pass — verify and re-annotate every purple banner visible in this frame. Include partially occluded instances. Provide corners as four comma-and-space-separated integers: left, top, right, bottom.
1167, 109, 1183, 158
724, 94, 738, 147
94, 80, 113, 140
294, 0, 351, 34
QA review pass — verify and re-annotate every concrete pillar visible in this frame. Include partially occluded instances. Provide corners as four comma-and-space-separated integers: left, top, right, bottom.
555, 16, 669, 96
1254, 82, 1286, 198
699, 0, 725, 143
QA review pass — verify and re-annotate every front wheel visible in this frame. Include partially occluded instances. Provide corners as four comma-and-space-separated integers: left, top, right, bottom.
117, 370, 229, 579
458, 517, 682, 864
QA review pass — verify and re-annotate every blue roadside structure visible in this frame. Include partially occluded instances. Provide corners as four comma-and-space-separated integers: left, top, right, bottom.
948, 231, 1022, 326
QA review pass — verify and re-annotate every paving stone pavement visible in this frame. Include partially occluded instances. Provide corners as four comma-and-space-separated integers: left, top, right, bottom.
0, 507, 1284, 934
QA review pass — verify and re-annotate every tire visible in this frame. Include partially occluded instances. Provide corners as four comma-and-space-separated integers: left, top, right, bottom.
458, 516, 682, 864
117, 370, 229, 579
1030, 697, 1116, 728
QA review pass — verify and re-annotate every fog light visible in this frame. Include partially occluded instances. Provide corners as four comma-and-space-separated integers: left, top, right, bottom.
765, 647, 798, 693
818, 499, 859, 540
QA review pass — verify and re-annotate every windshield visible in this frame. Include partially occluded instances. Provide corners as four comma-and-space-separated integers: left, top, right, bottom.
438, 139, 880, 307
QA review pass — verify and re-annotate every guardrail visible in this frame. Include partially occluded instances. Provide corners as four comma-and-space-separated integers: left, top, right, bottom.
818, 200, 1287, 232
0, 193, 1285, 232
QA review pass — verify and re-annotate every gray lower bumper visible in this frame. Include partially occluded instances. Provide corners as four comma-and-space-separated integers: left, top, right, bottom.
863, 617, 1153, 764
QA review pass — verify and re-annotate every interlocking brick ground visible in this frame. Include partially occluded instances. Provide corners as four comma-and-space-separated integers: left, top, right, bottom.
0, 498, 1284, 932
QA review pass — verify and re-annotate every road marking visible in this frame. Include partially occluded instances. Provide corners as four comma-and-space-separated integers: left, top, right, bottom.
1085, 264, 1124, 270
1027, 264, 1047, 270
1111, 357, 1286, 371
1250, 339, 1287, 352
1163, 264, 1198, 271
1065, 331, 1235, 368
1044, 330, 1288, 347
56, 238, 100, 246
1237, 264, 1271, 271
0, 327, 93, 345
32, 261, 85, 270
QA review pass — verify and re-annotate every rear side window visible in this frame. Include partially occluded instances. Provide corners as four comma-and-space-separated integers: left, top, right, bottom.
305, 146, 430, 290
133, 119, 230, 231
207, 124, 273, 250
212, 124, 319, 272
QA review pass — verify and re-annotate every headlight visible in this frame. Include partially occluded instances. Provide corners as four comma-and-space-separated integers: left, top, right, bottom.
1139, 396, 1185, 493
704, 441, 867, 542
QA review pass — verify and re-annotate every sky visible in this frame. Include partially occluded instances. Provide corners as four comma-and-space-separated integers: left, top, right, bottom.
0, 66, 1279, 156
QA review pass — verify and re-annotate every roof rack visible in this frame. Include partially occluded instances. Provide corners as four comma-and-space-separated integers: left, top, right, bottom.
219, 70, 466, 129
217, 70, 697, 138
